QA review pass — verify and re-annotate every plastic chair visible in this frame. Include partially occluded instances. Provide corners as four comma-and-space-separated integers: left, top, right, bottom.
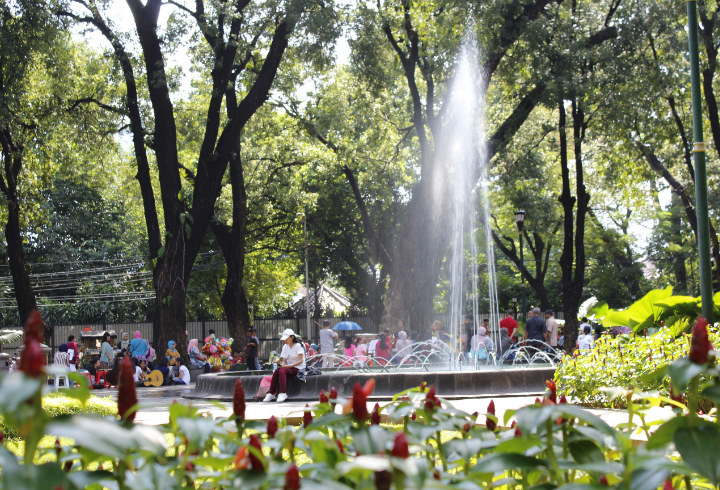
47, 366, 71, 390
95, 370, 108, 387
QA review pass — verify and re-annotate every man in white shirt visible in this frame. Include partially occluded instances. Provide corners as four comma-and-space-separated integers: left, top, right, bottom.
319, 320, 338, 368
174, 364, 191, 385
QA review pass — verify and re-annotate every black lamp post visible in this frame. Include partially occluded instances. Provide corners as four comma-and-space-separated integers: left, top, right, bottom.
514, 210, 527, 322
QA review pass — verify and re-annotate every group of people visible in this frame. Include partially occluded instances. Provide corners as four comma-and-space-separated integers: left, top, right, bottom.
317, 320, 413, 367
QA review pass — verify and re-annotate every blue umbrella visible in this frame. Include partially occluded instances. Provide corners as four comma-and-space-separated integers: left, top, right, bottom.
332, 321, 363, 331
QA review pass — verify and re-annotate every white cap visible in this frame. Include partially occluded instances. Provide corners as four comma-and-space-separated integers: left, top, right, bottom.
280, 328, 297, 341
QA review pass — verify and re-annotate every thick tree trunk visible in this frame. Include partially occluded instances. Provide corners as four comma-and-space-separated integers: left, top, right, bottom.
153, 242, 189, 364
6, 199, 40, 334
213, 147, 250, 346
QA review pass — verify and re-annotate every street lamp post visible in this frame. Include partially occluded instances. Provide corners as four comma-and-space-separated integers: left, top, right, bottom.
687, 1, 714, 323
514, 210, 527, 323
299, 213, 311, 340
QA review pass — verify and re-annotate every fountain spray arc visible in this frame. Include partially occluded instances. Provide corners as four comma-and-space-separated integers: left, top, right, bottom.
440, 38, 501, 368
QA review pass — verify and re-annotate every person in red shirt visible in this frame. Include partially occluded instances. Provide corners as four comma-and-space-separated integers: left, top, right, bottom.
67, 335, 80, 372
499, 310, 518, 341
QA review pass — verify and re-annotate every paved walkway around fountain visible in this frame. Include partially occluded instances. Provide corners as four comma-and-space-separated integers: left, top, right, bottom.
113, 383, 675, 436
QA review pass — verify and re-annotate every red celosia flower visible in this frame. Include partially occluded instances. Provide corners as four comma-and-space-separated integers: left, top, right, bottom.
303, 404, 313, 427
545, 380, 557, 404
371, 403, 381, 425
411, 412, 417, 421
336, 439, 344, 454
599, 475, 609, 486
351, 383, 370, 422
559, 395, 568, 404
663, 478, 674, 490
55, 437, 62, 460
0, 430, 4, 443
375, 470, 392, 489
233, 379, 246, 426
329, 386, 338, 399
534, 397, 541, 404
689, 317, 713, 364
390, 432, 409, 459
233, 446, 249, 469
486, 400, 496, 431
248, 434, 264, 473
118, 356, 137, 423
424, 386, 442, 412
19, 311, 47, 378
433, 469, 441, 480
462, 422, 471, 432
419, 382, 427, 392
284, 464, 301, 490
267, 415, 278, 439
670, 386, 683, 405
24, 310, 44, 343
319, 389, 328, 404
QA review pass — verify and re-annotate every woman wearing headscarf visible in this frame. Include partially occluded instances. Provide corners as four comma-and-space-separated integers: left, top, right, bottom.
392, 331, 413, 358
497, 327, 514, 356
128, 331, 150, 361
99, 331, 115, 370
53, 343, 70, 368
471, 327, 493, 353
188, 338, 211, 373
166, 340, 180, 366
120, 332, 130, 351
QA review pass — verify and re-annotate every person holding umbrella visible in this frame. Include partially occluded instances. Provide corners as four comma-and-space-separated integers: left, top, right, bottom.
319, 320, 338, 368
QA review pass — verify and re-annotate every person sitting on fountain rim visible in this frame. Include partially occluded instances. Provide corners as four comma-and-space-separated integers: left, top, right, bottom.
263, 328, 306, 403
524, 307, 548, 349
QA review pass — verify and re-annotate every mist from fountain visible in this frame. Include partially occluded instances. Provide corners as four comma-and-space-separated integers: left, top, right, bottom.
439, 37, 502, 367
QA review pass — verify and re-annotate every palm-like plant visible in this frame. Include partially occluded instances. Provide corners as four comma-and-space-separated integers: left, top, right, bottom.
0, 329, 23, 352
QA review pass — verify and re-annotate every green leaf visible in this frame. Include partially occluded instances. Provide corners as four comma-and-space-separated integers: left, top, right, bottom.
568, 439, 605, 465
674, 424, 720, 485
646, 416, 689, 449
667, 358, 704, 391
472, 452, 546, 473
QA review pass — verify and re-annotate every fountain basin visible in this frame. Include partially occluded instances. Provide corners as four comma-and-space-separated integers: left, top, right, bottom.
187, 366, 556, 401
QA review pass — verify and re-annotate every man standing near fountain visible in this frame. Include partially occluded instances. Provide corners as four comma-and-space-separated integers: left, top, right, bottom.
499, 310, 518, 341
319, 320, 338, 368
545, 310, 559, 349
525, 307, 548, 349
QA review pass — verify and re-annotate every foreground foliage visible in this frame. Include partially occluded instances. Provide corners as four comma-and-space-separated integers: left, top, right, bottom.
2, 313, 720, 488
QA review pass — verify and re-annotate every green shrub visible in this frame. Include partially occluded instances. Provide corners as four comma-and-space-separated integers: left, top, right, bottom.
555, 327, 720, 408
0, 392, 116, 439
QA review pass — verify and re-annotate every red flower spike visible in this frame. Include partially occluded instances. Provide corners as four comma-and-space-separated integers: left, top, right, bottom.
117, 356, 138, 423
19, 335, 45, 378
462, 423, 471, 432
514, 425, 522, 437
486, 400, 496, 431
303, 404, 313, 427
424, 386, 442, 412
663, 478, 674, 490
248, 434, 264, 473
371, 403, 381, 425
559, 395, 568, 405
233, 379, 246, 426
534, 397, 541, 405
336, 439, 344, 454
433, 469, 441, 480
284, 464, 301, 490
411, 412, 417, 421
375, 470, 392, 490
545, 379, 557, 404
690, 317, 713, 364
390, 432, 409, 459
24, 310, 45, 343
233, 446, 249, 469
0, 430, 4, 443
599, 475, 609, 486
319, 389, 328, 404
267, 415, 278, 439
55, 437, 62, 460
351, 382, 370, 422
420, 382, 427, 392
329, 386, 338, 400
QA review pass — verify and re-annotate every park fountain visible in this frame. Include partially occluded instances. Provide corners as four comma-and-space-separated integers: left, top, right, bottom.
188, 38, 559, 401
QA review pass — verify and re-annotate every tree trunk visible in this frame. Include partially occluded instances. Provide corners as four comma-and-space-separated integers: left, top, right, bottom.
6, 198, 40, 334
558, 98, 590, 353
213, 145, 250, 346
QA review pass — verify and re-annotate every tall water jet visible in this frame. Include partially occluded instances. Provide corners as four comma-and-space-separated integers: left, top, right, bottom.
439, 38, 500, 367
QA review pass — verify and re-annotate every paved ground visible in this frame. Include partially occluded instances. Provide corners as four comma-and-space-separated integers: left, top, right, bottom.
98, 383, 676, 435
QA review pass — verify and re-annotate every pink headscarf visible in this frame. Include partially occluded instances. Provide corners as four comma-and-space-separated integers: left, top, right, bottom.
188, 338, 199, 353
134, 331, 142, 339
